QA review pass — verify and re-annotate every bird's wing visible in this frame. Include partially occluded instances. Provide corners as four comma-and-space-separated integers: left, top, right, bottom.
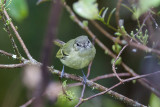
56, 49, 63, 59
56, 39, 75, 59
62, 39, 75, 55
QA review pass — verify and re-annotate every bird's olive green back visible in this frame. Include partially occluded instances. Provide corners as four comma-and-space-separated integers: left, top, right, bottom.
56, 39, 75, 59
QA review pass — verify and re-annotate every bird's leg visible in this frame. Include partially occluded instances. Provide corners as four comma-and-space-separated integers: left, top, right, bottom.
81, 70, 87, 84
61, 65, 65, 78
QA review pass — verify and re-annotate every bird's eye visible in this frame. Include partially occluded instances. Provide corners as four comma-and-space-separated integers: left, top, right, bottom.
76, 43, 80, 46
88, 41, 90, 43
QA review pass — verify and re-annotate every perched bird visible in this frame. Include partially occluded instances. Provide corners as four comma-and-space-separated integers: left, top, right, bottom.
54, 35, 96, 82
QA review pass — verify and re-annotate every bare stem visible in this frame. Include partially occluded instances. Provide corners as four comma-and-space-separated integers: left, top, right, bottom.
83, 71, 160, 107
91, 21, 122, 44
91, 73, 131, 82
91, 20, 160, 56
75, 84, 86, 107
134, 13, 150, 37
0, 49, 14, 57
2, 9, 34, 61
112, 44, 129, 82
115, 0, 122, 27
20, 97, 36, 107
75, 59, 93, 107
0, 63, 27, 68
49, 67, 147, 107
87, 62, 92, 78
0, 49, 26, 61
68, 73, 131, 88
0, 8, 22, 61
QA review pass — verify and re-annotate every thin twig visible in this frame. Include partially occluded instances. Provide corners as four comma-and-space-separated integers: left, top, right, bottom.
117, 0, 160, 97
83, 71, 160, 106
2, 9, 34, 61
91, 73, 131, 82
0, 49, 26, 61
87, 61, 92, 78
19, 66, 144, 107
22, 65, 147, 107
68, 73, 131, 88
91, 21, 123, 44
134, 13, 150, 37
115, 0, 122, 27
130, 41, 160, 55
75, 84, 86, 107
75, 59, 93, 107
112, 44, 129, 82
121, 62, 160, 97
0, 63, 27, 68
0, 7, 22, 60
0, 49, 14, 57
150, 13, 159, 28
49, 67, 146, 107
20, 97, 36, 107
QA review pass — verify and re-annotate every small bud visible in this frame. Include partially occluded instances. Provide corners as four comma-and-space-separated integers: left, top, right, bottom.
111, 57, 122, 65
114, 32, 122, 36
82, 20, 88, 27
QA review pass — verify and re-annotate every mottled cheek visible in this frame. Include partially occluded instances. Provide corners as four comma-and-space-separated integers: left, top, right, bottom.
73, 44, 79, 51
89, 43, 93, 48
85, 43, 88, 47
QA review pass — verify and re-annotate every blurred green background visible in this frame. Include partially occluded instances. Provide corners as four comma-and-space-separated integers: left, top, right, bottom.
0, 0, 160, 107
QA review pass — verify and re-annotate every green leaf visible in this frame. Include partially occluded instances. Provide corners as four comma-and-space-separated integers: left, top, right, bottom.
99, 7, 105, 16
149, 93, 160, 107
73, 0, 99, 20
133, 0, 160, 19
6, 0, 28, 22
111, 57, 122, 65
62, 80, 67, 88
112, 44, 122, 54
56, 87, 80, 107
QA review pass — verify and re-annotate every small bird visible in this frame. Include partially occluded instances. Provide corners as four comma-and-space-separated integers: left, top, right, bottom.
54, 35, 96, 82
